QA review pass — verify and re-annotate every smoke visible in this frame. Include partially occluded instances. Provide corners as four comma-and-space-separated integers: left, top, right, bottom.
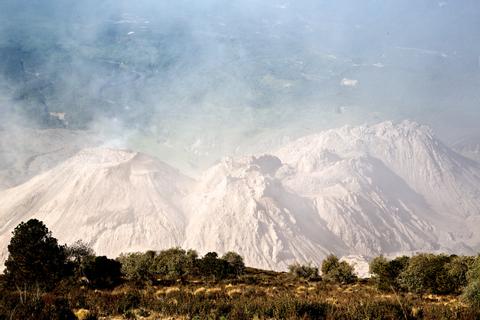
0, 0, 480, 173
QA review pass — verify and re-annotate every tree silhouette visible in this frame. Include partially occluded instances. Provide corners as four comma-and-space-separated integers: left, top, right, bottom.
4, 219, 68, 290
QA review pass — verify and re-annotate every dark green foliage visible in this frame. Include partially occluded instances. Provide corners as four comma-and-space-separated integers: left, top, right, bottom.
4, 219, 69, 290
398, 254, 457, 294
82, 256, 122, 289
118, 251, 157, 284
198, 252, 232, 280
65, 240, 95, 266
467, 255, 480, 283
369, 255, 409, 291
288, 263, 320, 281
117, 249, 242, 284
463, 256, 480, 307
222, 251, 246, 276
154, 248, 193, 280
65, 240, 95, 278
321, 254, 357, 284
463, 280, 480, 308
445, 255, 475, 292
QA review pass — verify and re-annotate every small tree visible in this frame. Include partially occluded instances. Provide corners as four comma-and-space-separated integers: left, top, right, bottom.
445, 255, 475, 292
82, 256, 122, 289
4, 219, 69, 290
65, 240, 95, 277
463, 280, 480, 308
321, 254, 357, 284
154, 248, 190, 280
118, 251, 157, 284
369, 255, 409, 291
288, 263, 320, 281
463, 255, 480, 307
398, 254, 454, 294
467, 255, 480, 283
199, 252, 231, 280
222, 252, 246, 276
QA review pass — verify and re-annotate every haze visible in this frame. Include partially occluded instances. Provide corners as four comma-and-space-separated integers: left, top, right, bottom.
1, 0, 479, 173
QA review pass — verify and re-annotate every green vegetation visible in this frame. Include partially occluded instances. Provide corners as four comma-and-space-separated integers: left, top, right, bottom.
369, 255, 410, 291
288, 263, 320, 281
321, 254, 357, 284
1, 219, 480, 319
4, 219, 70, 291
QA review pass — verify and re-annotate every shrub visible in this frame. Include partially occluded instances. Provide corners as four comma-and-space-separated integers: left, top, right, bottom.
66, 241, 95, 264
82, 256, 122, 289
467, 255, 480, 283
222, 252, 246, 276
199, 252, 232, 280
154, 248, 193, 280
463, 256, 480, 308
118, 251, 157, 284
288, 263, 320, 281
369, 255, 409, 291
445, 255, 475, 292
398, 254, 454, 294
4, 219, 69, 291
463, 280, 480, 308
321, 255, 357, 284
65, 240, 95, 278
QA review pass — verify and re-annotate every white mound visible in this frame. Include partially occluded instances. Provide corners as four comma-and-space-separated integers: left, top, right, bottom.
183, 155, 347, 270
0, 148, 192, 265
275, 120, 480, 252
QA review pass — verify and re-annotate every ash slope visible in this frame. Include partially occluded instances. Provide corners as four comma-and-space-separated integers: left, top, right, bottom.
0, 148, 192, 265
1, 121, 480, 271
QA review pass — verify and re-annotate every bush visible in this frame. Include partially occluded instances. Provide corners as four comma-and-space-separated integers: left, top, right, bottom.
65, 240, 95, 280
467, 255, 480, 283
288, 263, 320, 281
199, 252, 232, 280
463, 256, 480, 308
66, 240, 95, 266
222, 252, 246, 276
4, 219, 69, 291
154, 248, 193, 280
446, 255, 475, 292
369, 255, 409, 291
118, 251, 157, 284
321, 255, 357, 284
398, 254, 455, 294
82, 256, 122, 289
463, 280, 480, 308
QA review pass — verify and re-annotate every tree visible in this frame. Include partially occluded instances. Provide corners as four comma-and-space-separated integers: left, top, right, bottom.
66, 240, 95, 265
118, 251, 157, 284
321, 254, 357, 284
445, 255, 475, 292
463, 280, 480, 308
222, 252, 246, 276
463, 255, 480, 307
467, 255, 480, 283
4, 219, 68, 290
288, 263, 320, 281
65, 240, 95, 277
154, 248, 191, 280
199, 252, 231, 280
82, 256, 122, 289
398, 254, 454, 294
369, 255, 409, 291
